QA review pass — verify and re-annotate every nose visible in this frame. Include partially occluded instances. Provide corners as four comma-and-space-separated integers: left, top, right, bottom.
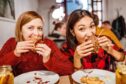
33, 29, 39, 36
86, 29, 94, 37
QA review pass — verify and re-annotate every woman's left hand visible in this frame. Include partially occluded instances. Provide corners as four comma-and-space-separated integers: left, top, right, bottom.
98, 36, 113, 52
35, 43, 51, 63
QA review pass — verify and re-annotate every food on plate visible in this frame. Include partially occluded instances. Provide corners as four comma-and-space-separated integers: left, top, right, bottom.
80, 76, 105, 84
26, 72, 49, 84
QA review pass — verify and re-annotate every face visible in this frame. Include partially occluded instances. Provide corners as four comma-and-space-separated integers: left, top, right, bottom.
22, 18, 43, 41
72, 16, 96, 44
102, 23, 112, 30
58, 23, 66, 36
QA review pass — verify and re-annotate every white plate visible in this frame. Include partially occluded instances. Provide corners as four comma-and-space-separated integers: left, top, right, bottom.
14, 71, 59, 84
72, 69, 115, 84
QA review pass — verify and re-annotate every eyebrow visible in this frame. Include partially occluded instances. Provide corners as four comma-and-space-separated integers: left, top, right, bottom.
90, 21, 95, 25
27, 25, 34, 27
78, 24, 85, 27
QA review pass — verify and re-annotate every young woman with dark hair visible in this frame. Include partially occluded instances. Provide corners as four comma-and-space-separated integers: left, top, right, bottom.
61, 9, 125, 71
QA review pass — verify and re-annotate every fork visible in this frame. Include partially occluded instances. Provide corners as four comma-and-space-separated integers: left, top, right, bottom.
81, 69, 93, 77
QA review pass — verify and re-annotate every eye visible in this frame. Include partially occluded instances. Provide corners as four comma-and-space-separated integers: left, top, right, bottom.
90, 24, 96, 29
38, 27, 43, 31
79, 26, 86, 31
28, 26, 34, 30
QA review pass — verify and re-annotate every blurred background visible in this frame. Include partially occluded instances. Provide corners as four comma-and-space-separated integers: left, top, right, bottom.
0, 0, 126, 48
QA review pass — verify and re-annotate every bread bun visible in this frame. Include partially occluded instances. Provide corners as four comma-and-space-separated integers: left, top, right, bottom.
30, 36, 42, 52
89, 35, 100, 53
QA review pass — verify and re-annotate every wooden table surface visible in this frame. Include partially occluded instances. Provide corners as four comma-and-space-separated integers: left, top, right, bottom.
57, 75, 76, 84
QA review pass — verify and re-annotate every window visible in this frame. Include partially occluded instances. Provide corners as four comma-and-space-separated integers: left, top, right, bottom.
87, 0, 103, 25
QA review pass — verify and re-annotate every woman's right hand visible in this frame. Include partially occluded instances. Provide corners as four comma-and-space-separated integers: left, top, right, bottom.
74, 40, 94, 59
14, 41, 34, 57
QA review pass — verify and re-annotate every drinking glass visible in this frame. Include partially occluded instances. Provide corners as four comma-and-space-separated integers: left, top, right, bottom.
116, 62, 126, 84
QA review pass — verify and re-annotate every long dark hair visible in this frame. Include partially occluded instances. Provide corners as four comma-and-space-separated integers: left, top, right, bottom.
66, 9, 93, 49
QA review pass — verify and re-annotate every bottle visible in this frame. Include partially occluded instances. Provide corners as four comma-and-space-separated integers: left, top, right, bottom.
0, 65, 14, 84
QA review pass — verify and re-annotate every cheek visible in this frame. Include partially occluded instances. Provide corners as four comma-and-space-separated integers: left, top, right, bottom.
38, 31, 43, 37
90, 27, 96, 34
62, 30, 66, 34
75, 33, 86, 44
93, 29, 96, 34
22, 31, 33, 40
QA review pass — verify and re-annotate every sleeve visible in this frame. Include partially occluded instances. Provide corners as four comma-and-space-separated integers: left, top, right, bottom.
112, 44, 124, 52
96, 27, 123, 48
0, 38, 20, 66
43, 39, 74, 76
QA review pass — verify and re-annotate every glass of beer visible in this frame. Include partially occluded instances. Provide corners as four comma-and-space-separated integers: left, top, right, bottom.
0, 65, 14, 84
116, 62, 126, 84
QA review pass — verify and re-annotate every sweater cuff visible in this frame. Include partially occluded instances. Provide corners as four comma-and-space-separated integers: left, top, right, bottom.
43, 57, 52, 68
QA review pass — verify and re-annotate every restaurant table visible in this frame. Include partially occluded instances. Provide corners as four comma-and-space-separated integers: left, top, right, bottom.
14, 75, 77, 84
57, 75, 76, 84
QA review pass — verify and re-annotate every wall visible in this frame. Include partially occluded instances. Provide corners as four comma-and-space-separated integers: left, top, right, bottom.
38, 0, 56, 36
15, 0, 39, 19
102, 0, 107, 21
1, 0, 126, 48
0, 0, 39, 48
106, 0, 126, 22
0, 19, 15, 48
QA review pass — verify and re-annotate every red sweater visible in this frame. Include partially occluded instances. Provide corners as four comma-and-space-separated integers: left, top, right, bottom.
0, 38, 74, 76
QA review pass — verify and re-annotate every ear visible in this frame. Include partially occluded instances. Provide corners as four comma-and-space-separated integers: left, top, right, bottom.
70, 29, 75, 36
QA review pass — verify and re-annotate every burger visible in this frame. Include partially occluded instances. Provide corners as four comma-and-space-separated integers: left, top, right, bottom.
30, 36, 43, 52
90, 35, 100, 53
